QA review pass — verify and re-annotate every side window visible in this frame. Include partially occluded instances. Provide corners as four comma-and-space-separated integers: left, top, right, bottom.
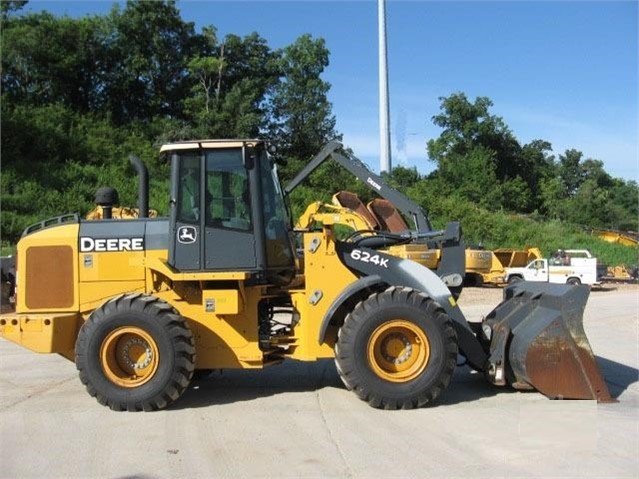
177, 155, 201, 224
259, 153, 294, 267
205, 150, 251, 231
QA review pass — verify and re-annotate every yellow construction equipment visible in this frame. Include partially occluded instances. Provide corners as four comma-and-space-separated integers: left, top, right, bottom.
480, 247, 543, 285
327, 191, 489, 283
296, 200, 374, 234
592, 229, 638, 247
85, 185, 158, 220
296, 200, 440, 270
0, 141, 613, 411
86, 206, 158, 220
603, 264, 638, 283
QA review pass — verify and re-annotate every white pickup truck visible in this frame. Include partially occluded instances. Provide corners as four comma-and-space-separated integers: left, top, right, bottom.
505, 249, 605, 286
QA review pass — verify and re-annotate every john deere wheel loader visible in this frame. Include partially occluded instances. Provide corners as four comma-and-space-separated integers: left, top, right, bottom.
0, 140, 613, 411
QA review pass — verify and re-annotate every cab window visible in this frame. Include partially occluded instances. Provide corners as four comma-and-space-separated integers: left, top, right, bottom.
205, 149, 251, 231
177, 154, 201, 224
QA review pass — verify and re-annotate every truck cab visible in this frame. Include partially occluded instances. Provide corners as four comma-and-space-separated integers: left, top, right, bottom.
505, 249, 603, 286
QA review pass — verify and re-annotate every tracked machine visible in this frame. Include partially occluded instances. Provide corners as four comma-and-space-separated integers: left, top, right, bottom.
0, 141, 612, 410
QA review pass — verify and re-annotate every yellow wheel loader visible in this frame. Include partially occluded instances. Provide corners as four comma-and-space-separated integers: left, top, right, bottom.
0, 140, 613, 411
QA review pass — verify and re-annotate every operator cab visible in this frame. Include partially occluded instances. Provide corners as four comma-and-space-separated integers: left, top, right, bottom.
161, 140, 295, 284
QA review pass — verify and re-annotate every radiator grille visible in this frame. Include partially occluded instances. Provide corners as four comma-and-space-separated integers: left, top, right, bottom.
25, 246, 74, 309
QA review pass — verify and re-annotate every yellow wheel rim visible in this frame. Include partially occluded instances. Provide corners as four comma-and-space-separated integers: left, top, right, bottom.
367, 320, 430, 383
100, 327, 159, 388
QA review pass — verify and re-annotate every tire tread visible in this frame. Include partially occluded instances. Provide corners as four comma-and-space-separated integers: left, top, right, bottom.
75, 294, 195, 411
335, 286, 457, 410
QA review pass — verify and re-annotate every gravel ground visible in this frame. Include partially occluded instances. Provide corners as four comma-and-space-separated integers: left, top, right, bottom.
457, 281, 638, 307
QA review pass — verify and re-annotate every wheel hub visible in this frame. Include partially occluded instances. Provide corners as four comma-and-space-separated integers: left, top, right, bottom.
380, 333, 413, 365
121, 337, 154, 370
367, 319, 430, 383
100, 326, 160, 388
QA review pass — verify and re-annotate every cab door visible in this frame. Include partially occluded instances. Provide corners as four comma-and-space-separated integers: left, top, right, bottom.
202, 148, 257, 271
525, 259, 549, 282
170, 152, 202, 270
169, 147, 257, 272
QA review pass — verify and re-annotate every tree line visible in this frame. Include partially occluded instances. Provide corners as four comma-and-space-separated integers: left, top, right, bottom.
1, 1, 637, 255
393, 93, 638, 233
1, 0, 340, 241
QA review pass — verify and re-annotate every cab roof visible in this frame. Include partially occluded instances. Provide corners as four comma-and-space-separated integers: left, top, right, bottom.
160, 139, 265, 153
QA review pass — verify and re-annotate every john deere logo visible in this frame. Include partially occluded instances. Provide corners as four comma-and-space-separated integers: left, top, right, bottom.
80, 237, 144, 252
177, 226, 197, 244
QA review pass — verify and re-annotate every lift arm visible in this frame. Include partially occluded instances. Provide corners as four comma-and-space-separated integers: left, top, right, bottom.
284, 141, 433, 233
284, 141, 465, 288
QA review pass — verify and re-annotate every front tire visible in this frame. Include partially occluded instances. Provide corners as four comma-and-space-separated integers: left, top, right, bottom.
335, 287, 457, 409
75, 293, 195, 411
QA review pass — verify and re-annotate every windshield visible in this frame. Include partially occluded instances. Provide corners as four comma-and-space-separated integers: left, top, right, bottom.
259, 150, 294, 268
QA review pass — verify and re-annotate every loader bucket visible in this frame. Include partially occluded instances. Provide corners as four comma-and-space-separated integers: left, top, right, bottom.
483, 282, 614, 402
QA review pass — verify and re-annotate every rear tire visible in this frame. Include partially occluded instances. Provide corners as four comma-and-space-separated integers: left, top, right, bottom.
335, 287, 457, 409
507, 275, 523, 284
567, 277, 581, 285
75, 293, 195, 411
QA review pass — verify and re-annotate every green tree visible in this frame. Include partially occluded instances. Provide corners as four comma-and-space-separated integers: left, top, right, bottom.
518, 139, 555, 210
384, 165, 422, 189
539, 176, 568, 219
566, 178, 613, 227
607, 180, 639, 230
580, 158, 614, 189
1, 12, 110, 113
264, 33, 347, 209
103, 0, 195, 124
426, 93, 531, 210
1, 0, 27, 21
269, 34, 338, 162
557, 149, 584, 196
185, 27, 224, 115
184, 30, 279, 138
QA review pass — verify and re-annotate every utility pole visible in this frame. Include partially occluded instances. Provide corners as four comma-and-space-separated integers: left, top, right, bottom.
378, 0, 391, 173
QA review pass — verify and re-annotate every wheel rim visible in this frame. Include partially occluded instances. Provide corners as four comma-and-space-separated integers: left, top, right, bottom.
100, 326, 159, 388
367, 320, 430, 383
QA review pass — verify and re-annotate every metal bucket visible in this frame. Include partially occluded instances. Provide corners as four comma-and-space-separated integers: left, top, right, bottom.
482, 282, 614, 402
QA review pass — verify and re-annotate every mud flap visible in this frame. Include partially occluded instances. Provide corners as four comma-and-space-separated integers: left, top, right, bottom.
483, 282, 614, 402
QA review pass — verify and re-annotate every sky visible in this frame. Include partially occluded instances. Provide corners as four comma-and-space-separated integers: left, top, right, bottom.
23, 0, 639, 181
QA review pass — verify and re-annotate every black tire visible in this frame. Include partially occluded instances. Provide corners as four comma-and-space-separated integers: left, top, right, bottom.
75, 293, 195, 411
567, 277, 581, 285
464, 273, 484, 288
507, 275, 523, 284
335, 286, 458, 410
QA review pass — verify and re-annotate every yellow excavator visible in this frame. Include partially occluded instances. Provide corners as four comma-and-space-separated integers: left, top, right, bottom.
0, 141, 612, 411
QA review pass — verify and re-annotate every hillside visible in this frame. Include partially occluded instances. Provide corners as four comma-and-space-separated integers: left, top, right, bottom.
1, 1, 637, 268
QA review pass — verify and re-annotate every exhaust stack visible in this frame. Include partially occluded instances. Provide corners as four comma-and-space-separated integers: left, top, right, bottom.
129, 155, 149, 218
